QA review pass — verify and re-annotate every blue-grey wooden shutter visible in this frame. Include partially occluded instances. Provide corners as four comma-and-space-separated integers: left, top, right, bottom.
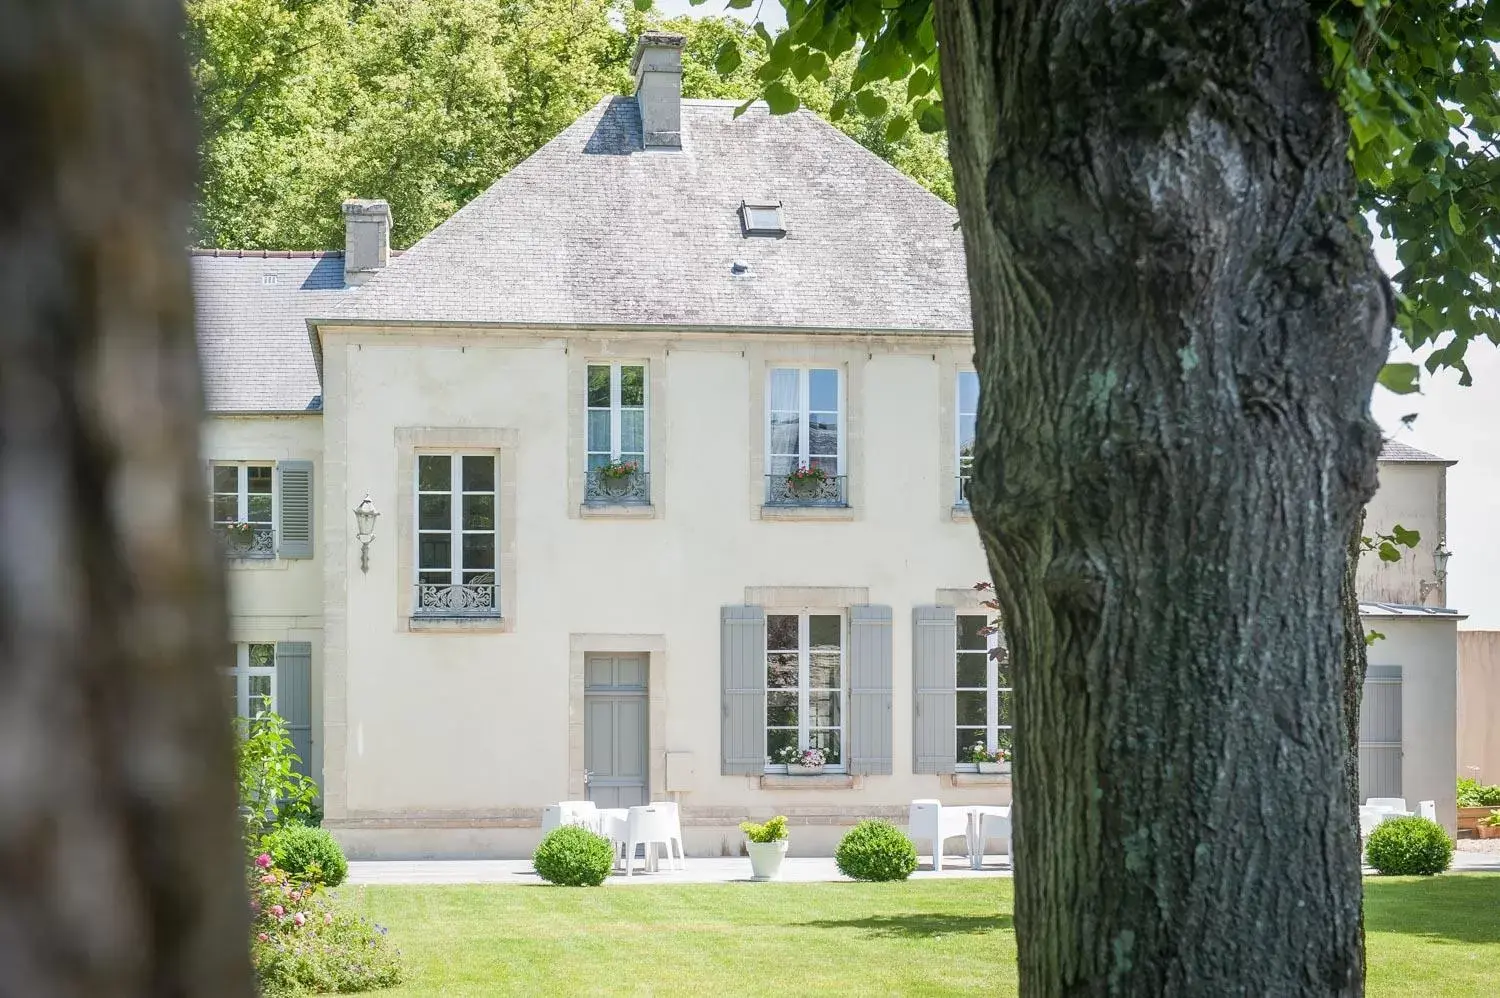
721, 605, 766, 775
848, 604, 893, 775
1359, 665, 1402, 800
277, 460, 314, 559
913, 605, 957, 774
276, 642, 314, 780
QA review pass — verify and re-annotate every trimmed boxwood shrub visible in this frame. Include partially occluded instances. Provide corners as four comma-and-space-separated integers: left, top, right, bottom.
264, 823, 349, 887
835, 820, 918, 882
1365, 815, 1453, 876
533, 825, 615, 887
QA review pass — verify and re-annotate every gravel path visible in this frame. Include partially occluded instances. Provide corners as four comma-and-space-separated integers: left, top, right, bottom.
1456, 838, 1500, 852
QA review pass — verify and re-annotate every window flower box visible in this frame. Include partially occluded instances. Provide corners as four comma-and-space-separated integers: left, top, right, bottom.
968, 742, 1009, 774
598, 459, 639, 495
785, 465, 827, 498
776, 746, 826, 775
584, 466, 650, 506
216, 521, 274, 559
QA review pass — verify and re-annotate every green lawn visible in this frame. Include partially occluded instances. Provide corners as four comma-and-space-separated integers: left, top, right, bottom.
346, 875, 1500, 996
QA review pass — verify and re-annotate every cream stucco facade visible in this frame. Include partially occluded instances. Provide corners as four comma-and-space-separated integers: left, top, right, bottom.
1357, 457, 1462, 834
1358, 459, 1451, 607
202, 327, 1466, 854
278, 327, 1008, 857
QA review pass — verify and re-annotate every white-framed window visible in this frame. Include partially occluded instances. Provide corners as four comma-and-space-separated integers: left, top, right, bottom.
765, 611, 845, 769
226, 643, 276, 720
957, 371, 978, 505
956, 613, 1011, 766
586, 363, 647, 473
767, 367, 842, 477
416, 453, 499, 614
211, 463, 275, 556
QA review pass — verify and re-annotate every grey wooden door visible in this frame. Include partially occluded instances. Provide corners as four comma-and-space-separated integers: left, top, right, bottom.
1359, 665, 1403, 800
585, 654, 648, 808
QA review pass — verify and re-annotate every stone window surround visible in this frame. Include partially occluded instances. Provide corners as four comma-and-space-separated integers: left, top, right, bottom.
566, 633, 668, 801
935, 586, 1010, 787
745, 586, 868, 787
566, 341, 668, 518
746, 343, 866, 522
208, 458, 288, 571
394, 427, 519, 633
227, 616, 324, 794
937, 348, 976, 523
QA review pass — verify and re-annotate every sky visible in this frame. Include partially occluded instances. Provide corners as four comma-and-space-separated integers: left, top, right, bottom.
656, 0, 785, 29
651, 1, 1498, 627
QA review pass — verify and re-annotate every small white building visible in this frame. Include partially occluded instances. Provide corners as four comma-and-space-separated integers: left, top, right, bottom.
1355, 442, 1462, 831
197, 32, 1462, 856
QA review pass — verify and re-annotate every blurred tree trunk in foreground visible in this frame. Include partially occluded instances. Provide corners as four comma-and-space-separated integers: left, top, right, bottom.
0, 2, 252, 995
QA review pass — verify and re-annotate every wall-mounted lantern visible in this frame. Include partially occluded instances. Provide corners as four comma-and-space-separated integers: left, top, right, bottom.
1419, 542, 1451, 605
353, 495, 379, 574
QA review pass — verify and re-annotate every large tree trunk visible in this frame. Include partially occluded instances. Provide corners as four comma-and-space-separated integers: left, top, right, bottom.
934, 2, 1389, 992
0, 3, 254, 994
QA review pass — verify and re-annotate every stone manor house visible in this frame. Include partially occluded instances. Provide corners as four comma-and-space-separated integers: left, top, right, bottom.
196, 32, 1462, 856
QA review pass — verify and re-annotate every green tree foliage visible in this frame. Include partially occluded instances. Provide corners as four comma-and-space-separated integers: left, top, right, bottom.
187, 0, 955, 249
1322, 0, 1500, 392
189, 0, 640, 248
709, 0, 1499, 392
664, 14, 953, 202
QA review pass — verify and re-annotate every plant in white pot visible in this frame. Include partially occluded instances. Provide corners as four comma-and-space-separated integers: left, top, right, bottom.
741, 816, 790, 882
776, 745, 826, 775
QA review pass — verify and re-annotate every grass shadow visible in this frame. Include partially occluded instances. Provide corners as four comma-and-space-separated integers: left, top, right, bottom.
796, 913, 1012, 939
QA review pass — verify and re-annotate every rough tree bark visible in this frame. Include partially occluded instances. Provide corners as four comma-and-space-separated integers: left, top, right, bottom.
0, 3, 254, 995
934, 2, 1389, 993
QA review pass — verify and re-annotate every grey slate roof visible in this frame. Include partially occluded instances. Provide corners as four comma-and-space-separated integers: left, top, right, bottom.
193, 252, 346, 412
332, 98, 971, 332
1379, 440, 1452, 464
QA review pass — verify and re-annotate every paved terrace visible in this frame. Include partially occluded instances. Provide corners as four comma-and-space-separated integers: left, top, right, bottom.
345, 848, 1500, 886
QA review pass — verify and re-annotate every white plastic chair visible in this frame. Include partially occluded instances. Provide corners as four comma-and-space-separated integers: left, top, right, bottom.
649, 801, 686, 869
540, 800, 599, 836
1418, 800, 1437, 821
1365, 797, 1408, 813
1358, 805, 1388, 840
623, 805, 677, 877
908, 800, 970, 871
976, 808, 1013, 868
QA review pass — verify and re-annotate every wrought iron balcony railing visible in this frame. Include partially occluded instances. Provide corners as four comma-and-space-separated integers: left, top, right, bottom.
215, 522, 275, 559
583, 467, 651, 505
764, 473, 848, 507
416, 582, 499, 616
956, 474, 972, 507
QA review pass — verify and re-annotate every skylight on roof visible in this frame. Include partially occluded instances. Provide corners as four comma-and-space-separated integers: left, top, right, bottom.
740, 201, 785, 236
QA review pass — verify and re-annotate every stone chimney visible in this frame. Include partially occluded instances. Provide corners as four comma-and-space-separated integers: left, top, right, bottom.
342, 199, 391, 287
631, 32, 685, 150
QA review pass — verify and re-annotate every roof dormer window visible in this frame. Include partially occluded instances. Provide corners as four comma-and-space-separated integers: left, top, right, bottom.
740, 201, 785, 236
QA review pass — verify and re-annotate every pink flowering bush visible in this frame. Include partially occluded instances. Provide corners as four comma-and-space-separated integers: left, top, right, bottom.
249, 860, 401, 995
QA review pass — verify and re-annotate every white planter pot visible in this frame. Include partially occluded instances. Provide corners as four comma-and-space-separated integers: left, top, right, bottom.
977, 761, 1005, 774
786, 763, 825, 776
747, 839, 789, 881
